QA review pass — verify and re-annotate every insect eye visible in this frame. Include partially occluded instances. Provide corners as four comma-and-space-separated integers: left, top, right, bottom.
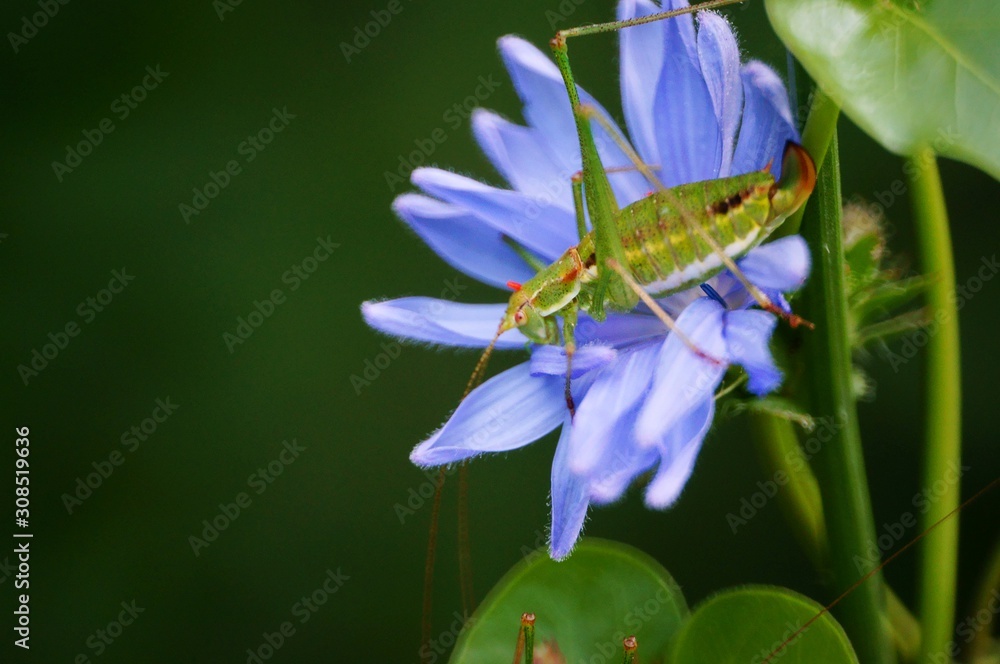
514, 310, 527, 325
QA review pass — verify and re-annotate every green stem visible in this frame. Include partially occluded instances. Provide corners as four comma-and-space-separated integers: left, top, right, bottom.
750, 413, 922, 659
778, 87, 840, 238
749, 414, 827, 569
800, 129, 894, 664
967, 536, 1000, 661
908, 147, 962, 664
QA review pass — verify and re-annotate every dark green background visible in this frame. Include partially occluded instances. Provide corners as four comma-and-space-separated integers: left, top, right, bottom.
2, 0, 997, 661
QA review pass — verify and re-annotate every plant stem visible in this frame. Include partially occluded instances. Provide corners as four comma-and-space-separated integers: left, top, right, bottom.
800, 129, 894, 664
908, 146, 962, 664
749, 414, 827, 569
750, 413, 922, 658
778, 86, 840, 238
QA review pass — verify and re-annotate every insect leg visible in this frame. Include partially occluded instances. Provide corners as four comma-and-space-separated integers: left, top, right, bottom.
562, 301, 579, 417
571, 172, 587, 240
606, 258, 724, 366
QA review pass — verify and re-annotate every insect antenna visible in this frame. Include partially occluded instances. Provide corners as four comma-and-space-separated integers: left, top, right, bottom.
421, 321, 505, 664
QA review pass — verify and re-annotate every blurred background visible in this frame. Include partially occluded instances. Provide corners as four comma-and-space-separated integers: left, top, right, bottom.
2, 0, 997, 661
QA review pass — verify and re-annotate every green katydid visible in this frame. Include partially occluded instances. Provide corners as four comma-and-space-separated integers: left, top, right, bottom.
463, 0, 818, 412
421, 0, 816, 660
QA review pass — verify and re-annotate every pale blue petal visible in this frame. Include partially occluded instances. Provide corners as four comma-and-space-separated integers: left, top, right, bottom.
550, 419, 590, 560
725, 309, 782, 395
731, 61, 798, 177
644, 398, 714, 508
498, 36, 653, 206
567, 343, 659, 475
472, 109, 572, 208
588, 420, 659, 505
529, 344, 618, 378
653, 9, 720, 186
361, 298, 527, 349
411, 363, 564, 466
576, 311, 667, 347
636, 298, 728, 445
393, 194, 535, 289
618, 0, 666, 166
412, 167, 576, 261
697, 12, 743, 176
737, 235, 810, 292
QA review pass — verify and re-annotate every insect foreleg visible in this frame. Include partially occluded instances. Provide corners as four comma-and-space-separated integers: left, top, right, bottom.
571, 172, 587, 240
561, 302, 579, 417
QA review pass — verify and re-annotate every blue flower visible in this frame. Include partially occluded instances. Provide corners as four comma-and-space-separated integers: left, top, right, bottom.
363, 0, 809, 559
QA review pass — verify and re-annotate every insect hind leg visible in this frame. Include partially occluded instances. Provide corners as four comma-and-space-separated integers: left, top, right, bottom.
578, 106, 814, 330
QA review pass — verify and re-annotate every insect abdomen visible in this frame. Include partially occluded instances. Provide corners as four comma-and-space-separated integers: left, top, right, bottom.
616, 171, 774, 297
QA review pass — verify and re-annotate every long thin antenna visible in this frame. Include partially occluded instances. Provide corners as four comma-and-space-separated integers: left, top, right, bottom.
421, 322, 505, 663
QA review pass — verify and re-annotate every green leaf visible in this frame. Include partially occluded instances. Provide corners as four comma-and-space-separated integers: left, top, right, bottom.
766, 0, 1000, 181
670, 586, 859, 664
450, 538, 687, 663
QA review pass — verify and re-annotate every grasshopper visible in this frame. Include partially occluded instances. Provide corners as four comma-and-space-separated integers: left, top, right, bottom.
464, 0, 818, 410
423, 0, 816, 658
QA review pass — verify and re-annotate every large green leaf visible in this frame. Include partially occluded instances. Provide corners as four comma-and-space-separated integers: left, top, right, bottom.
766, 0, 1000, 180
450, 538, 688, 663
670, 586, 859, 664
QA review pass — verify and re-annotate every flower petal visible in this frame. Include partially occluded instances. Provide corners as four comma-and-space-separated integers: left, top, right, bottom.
472, 109, 572, 207
636, 298, 728, 445
618, 0, 666, 166
653, 6, 720, 186
697, 11, 743, 176
412, 167, 576, 261
731, 61, 798, 177
361, 298, 527, 349
644, 398, 714, 508
410, 363, 564, 466
529, 344, 618, 378
725, 309, 782, 396
567, 343, 659, 475
550, 418, 589, 560
498, 36, 653, 206
737, 235, 810, 292
587, 420, 659, 505
393, 193, 535, 289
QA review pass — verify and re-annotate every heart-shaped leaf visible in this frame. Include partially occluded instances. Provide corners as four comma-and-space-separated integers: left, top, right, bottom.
450, 538, 688, 663
670, 585, 859, 664
766, 0, 1000, 181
